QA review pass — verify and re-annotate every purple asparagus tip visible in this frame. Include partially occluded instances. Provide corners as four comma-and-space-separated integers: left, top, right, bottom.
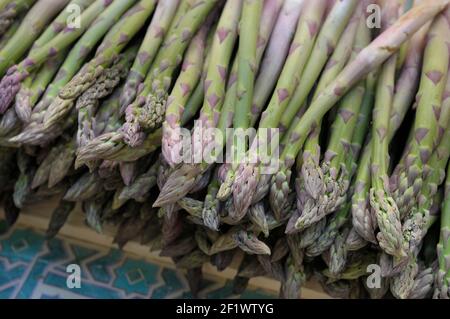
120, 122, 145, 147
153, 164, 202, 207
0, 67, 26, 114
121, 105, 145, 147
232, 163, 259, 220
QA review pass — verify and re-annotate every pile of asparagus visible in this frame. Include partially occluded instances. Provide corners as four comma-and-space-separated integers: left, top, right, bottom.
1, 0, 450, 299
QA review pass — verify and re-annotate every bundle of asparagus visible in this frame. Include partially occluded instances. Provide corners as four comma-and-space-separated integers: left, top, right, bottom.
1, 0, 450, 299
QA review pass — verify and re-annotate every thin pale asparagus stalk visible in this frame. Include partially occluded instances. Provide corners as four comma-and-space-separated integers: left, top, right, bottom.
250, 0, 302, 125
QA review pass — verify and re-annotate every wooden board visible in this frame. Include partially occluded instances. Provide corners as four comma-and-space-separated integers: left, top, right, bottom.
0, 198, 331, 299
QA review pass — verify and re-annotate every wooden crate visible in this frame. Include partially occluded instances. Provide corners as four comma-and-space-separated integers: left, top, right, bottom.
0, 198, 331, 299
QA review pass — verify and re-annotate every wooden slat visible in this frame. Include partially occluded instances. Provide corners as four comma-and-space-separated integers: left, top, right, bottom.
0, 198, 331, 299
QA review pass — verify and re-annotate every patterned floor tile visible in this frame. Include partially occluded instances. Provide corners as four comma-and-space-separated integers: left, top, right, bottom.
0, 221, 274, 299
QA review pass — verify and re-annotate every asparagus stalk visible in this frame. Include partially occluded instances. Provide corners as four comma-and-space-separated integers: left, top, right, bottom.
31, 0, 94, 50
15, 51, 65, 122
234, 0, 362, 219
76, 45, 138, 149
278, 0, 360, 134
369, 1, 407, 260
119, 0, 180, 111
392, 10, 450, 218
162, 0, 238, 167
46, 199, 75, 239
9, 0, 136, 146
44, 0, 157, 129
279, 4, 364, 223
435, 163, 450, 299
250, 0, 302, 125
226, 0, 263, 218
13, 0, 94, 121
352, 23, 429, 243
0, 10, 23, 50
121, 0, 218, 146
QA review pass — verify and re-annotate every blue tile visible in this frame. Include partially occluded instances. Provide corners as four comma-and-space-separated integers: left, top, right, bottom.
0, 259, 27, 286
151, 268, 186, 298
44, 272, 122, 299
0, 229, 45, 263
0, 226, 273, 299
113, 258, 159, 296
0, 285, 16, 298
86, 249, 123, 284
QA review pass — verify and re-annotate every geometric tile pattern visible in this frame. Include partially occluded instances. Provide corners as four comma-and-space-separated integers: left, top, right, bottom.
0, 221, 273, 299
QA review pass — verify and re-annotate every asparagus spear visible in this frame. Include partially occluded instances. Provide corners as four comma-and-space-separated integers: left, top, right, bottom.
44, 0, 157, 129
392, 9, 450, 218
119, 0, 180, 112
250, 0, 303, 125
435, 163, 450, 299
15, 51, 65, 122
279, 0, 360, 134
76, 45, 137, 149
20, 0, 132, 126
121, 0, 218, 146
14, 0, 94, 121
46, 199, 75, 239
352, 24, 429, 243
280, 4, 364, 223
225, 0, 263, 218
234, 0, 362, 219
369, 2, 406, 260
161, 8, 216, 167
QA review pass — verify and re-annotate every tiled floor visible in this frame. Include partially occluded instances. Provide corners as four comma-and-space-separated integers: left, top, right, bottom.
0, 221, 272, 299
